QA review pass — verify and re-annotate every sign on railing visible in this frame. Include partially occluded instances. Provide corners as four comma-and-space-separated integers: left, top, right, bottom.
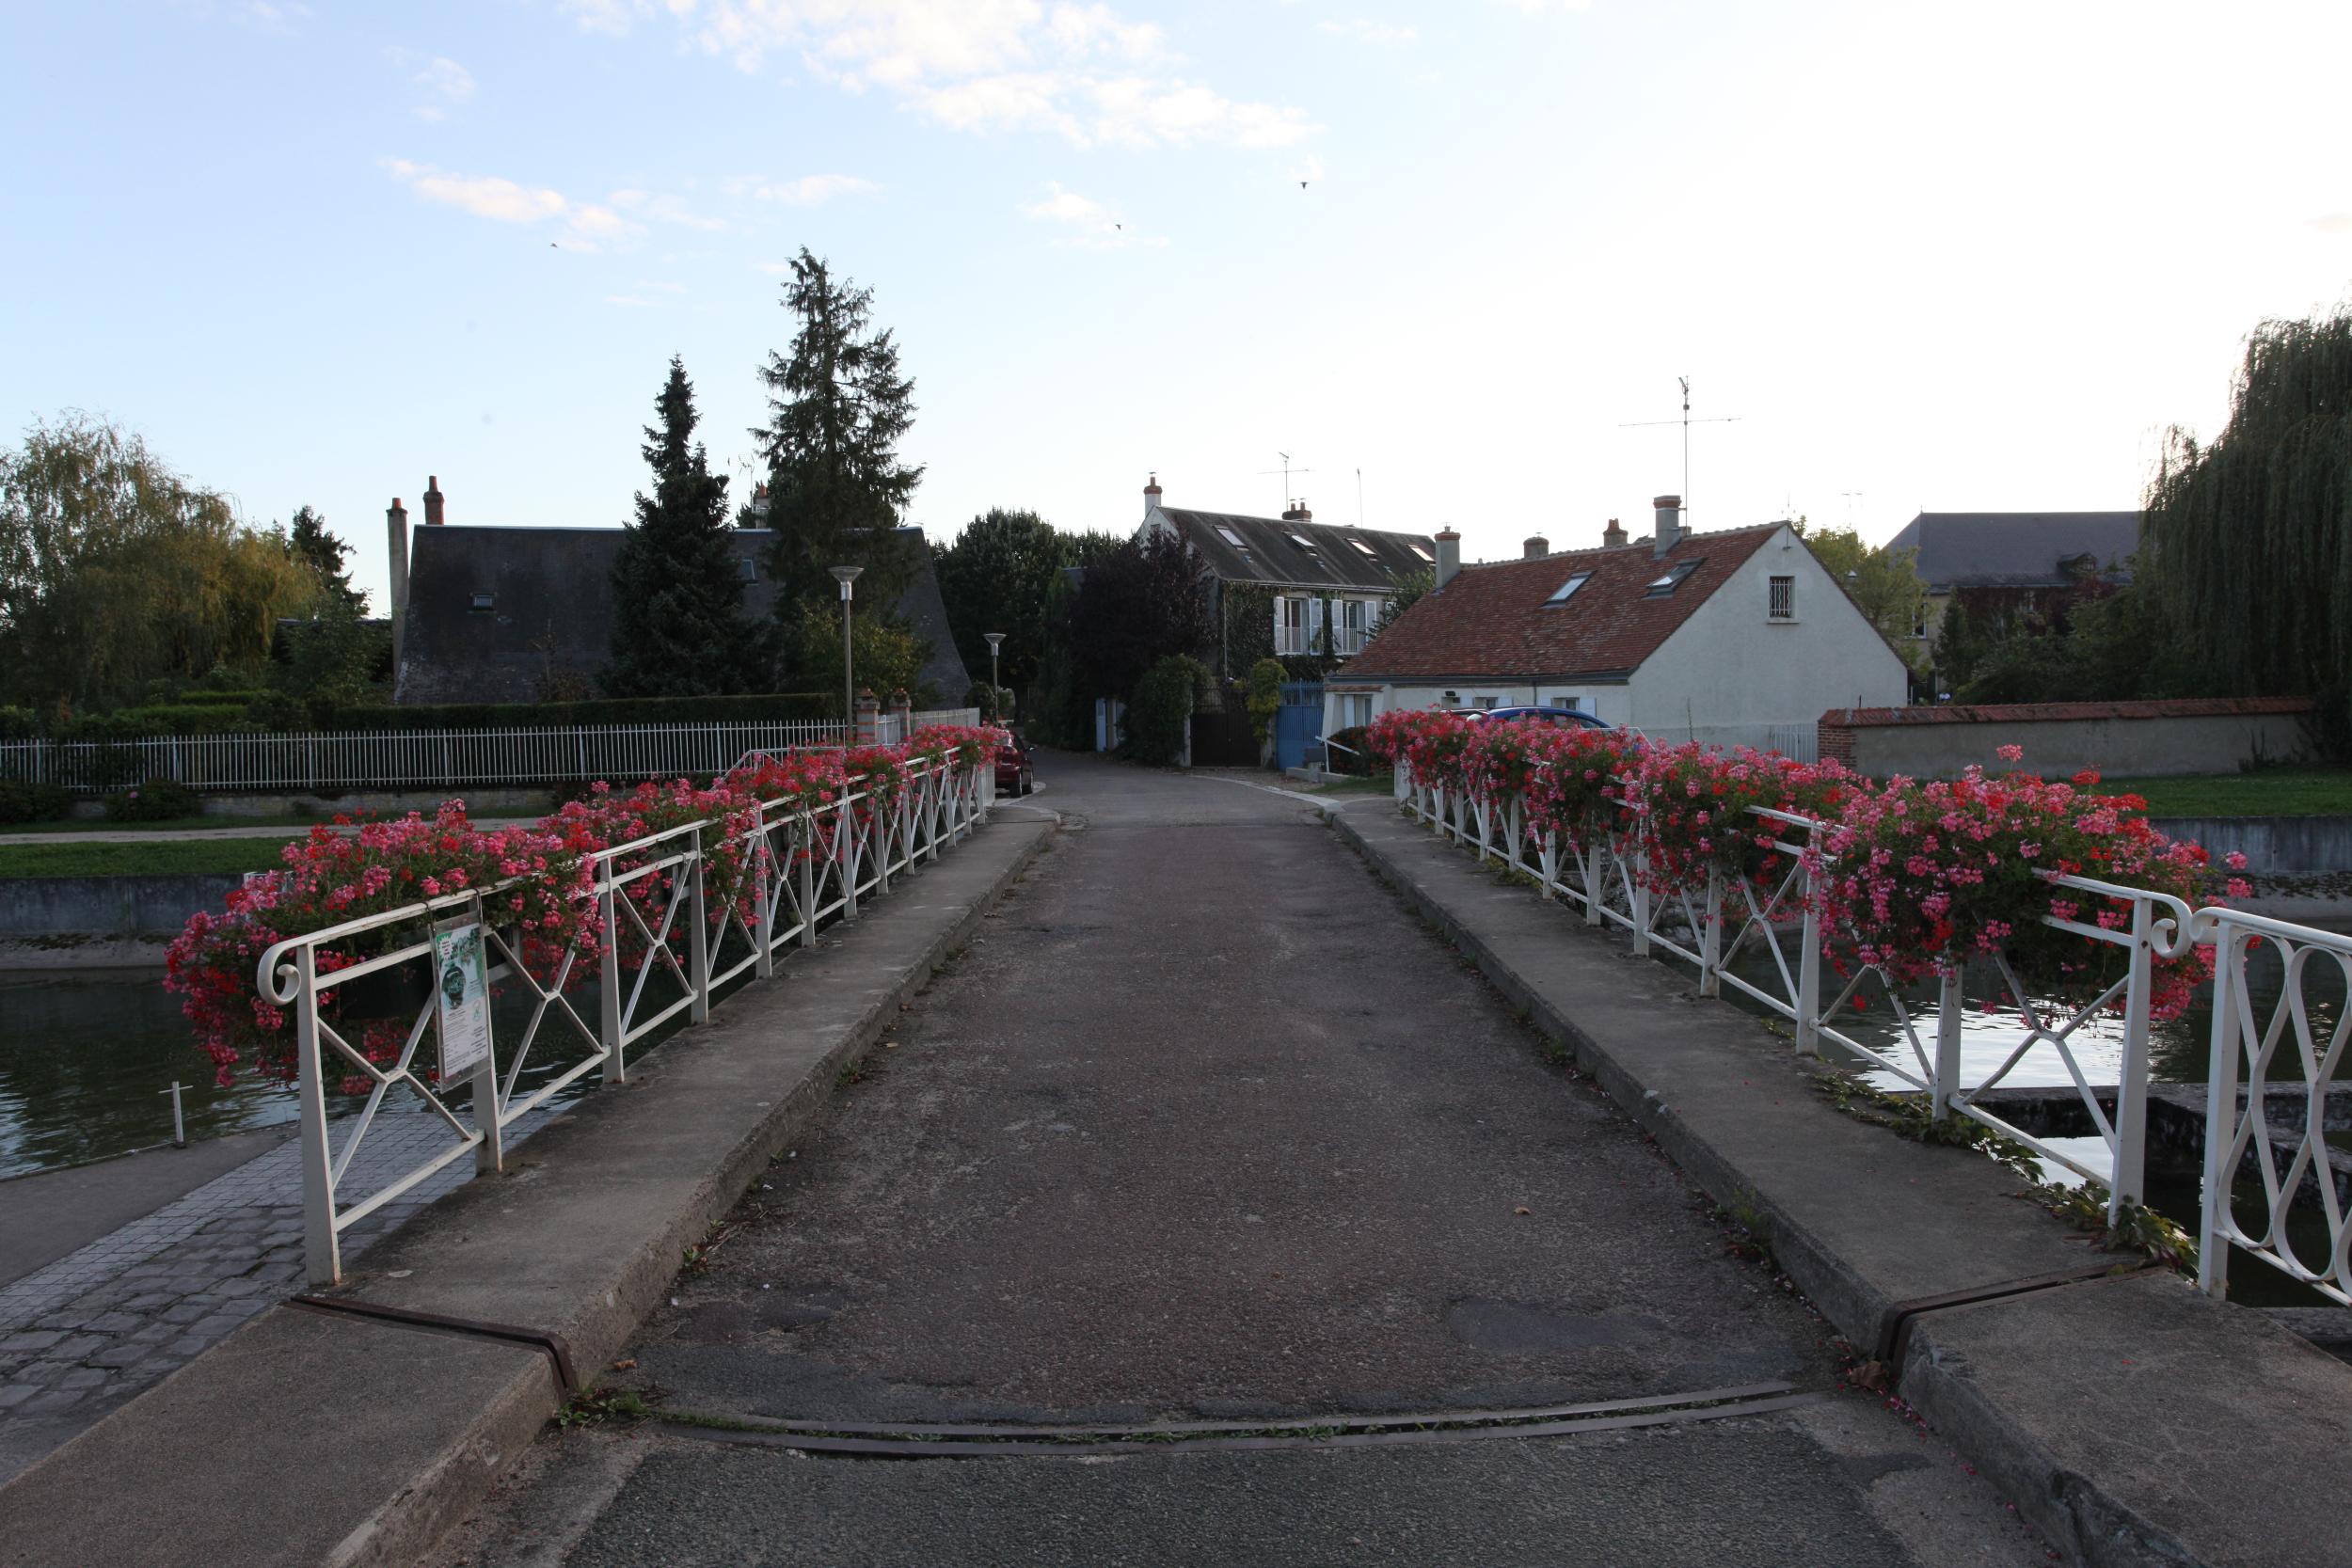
257, 755, 994, 1286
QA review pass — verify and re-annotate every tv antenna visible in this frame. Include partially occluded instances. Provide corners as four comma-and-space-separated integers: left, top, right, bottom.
1257, 451, 1313, 513
1620, 376, 1740, 515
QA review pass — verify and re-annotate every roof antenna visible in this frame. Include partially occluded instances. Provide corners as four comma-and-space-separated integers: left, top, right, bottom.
1620, 376, 1740, 516
1257, 451, 1314, 514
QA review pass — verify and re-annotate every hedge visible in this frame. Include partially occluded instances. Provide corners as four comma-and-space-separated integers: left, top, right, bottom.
319, 691, 836, 733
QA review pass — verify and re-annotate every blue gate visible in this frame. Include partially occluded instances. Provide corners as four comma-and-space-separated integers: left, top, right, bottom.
1274, 681, 1324, 770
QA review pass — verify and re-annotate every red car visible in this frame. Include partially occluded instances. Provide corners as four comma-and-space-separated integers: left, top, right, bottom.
993, 733, 1036, 796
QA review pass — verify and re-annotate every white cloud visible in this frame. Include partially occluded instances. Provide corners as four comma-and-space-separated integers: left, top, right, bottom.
556, 0, 1315, 150
1319, 18, 1418, 47
2311, 213, 2352, 235
1019, 180, 1165, 249
383, 159, 646, 247
748, 172, 882, 205
409, 55, 476, 120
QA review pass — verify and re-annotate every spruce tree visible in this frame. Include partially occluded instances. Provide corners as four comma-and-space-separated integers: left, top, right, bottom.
603, 357, 772, 698
286, 506, 366, 613
753, 249, 925, 621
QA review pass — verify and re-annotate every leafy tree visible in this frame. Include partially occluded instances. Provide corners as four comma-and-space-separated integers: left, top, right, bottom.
285, 506, 366, 614
935, 508, 1107, 693
783, 599, 936, 711
1375, 569, 1433, 632
605, 357, 772, 698
1792, 520, 1930, 669
754, 249, 924, 621
0, 413, 328, 710
1065, 531, 1215, 705
1125, 654, 1209, 766
2141, 309, 2352, 747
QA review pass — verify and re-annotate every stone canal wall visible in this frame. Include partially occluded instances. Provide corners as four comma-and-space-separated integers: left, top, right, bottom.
0, 874, 241, 968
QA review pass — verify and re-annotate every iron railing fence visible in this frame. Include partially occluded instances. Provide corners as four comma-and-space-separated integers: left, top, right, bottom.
0, 720, 864, 796
1391, 758, 2347, 1292
254, 754, 995, 1286
874, 707, 984, 747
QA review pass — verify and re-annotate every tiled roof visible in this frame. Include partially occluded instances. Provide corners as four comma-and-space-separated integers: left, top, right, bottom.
1156, 508, 1435, 591
1884, 512, 2140, 590
1338, 525, 1782, 681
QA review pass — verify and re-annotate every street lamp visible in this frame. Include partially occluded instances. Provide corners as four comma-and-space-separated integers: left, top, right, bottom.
829, 565, 863, 736
983, 632, 1006, 721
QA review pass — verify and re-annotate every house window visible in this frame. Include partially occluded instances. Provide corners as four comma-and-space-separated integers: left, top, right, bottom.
1275, 595, 1309, 656
1546, 571, 1593, 606
1288, 532, 1316, 551
1337, 693, 1373, 730
736, 558, 760, 582
1644, 560, 1702, 597
1346, 538, 1377, 557
1336, 598, 1370, 654
1768, 575, 1796, 621
1409, 544, 1435, 562
469, 592, 495, 611
1216, 526, 1248, 547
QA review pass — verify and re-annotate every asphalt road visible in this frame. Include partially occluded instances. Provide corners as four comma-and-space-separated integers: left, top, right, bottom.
433, 753, 2052, 1566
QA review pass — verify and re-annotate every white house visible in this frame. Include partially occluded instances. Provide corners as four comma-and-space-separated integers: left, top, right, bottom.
1326, 496, 1911, 751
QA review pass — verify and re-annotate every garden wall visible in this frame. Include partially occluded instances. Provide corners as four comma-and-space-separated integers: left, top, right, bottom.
1817, 698, 2312, 780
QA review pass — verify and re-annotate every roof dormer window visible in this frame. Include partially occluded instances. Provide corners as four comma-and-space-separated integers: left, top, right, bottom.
1408, 544, 1434, 562
469, 592, 495, 611
1289, 532, 1316, 550
1643, 560, 1702, 597
1546, 571, 1593, 605
1347, 538, 1377, 557
1216, 526, 1248, 548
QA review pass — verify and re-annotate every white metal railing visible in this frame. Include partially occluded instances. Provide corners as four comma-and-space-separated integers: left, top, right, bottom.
0, 720, 852, 796
2198, 909, 2352, 1306
1394, 760, 2201, 1221
255, 754, 995, 1285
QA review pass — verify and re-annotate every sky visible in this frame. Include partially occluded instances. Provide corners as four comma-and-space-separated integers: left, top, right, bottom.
6, 0, 2352, 618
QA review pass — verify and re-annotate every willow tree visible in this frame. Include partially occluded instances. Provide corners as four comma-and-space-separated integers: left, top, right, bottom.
2142, 311, 2352, 746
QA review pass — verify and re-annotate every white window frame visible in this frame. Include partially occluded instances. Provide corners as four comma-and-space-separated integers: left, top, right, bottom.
1275, 595, 1309, 656
1337, 597, 1369, 654
1768, 574, 1797, 622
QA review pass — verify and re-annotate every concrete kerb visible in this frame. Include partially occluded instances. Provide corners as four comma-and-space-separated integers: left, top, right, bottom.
0, 816, 1055, 1568
1331, 805, 2352, 1568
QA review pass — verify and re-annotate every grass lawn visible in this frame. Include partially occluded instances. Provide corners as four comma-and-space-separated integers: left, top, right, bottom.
1311, 773, 1399, 796
0, 836, 305, 879
0, 813, 326, 834
2102, 767, 2352, 819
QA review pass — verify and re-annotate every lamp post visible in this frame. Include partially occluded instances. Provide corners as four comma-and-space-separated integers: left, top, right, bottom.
983, 632, 1005, 721
830, 565, 863, 736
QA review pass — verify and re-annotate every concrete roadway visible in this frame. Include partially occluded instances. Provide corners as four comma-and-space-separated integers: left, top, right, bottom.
432, 753, 2051, 1566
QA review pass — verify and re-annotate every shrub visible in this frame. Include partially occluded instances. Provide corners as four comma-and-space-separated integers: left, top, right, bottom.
1246, 658, 1284, 744
0, 780, 72, 823
103, 777, 202, 822
1325, 725, 1373, 774
1125, 655, 1208, 767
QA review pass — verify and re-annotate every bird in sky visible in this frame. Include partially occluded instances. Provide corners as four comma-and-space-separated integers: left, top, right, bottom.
1299, 181, 1309, 189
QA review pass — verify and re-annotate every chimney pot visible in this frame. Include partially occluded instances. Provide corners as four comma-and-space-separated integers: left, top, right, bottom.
1143, 472, 1163, 521
1434, 527, 1462, 590
1603, 516, 1627, 547
1651, 494, 1683, 558
424, 475, 445, 527
1523, 534, 1549, 560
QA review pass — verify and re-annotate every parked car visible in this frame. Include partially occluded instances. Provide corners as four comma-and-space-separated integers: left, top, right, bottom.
993, 733, 1036, 796
1454, 706, 1614, 730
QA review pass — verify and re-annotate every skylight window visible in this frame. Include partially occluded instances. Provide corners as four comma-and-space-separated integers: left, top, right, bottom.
1408, 544, 1434, 562
1347, 538, 1377, 557
1289, 532, 1316, 550
1216, 526, 1248, 547
1643, 560, 1703, 597
1546, 571, 1593, 606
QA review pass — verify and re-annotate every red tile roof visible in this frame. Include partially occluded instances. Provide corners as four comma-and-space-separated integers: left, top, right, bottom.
1340, 525, 1782, 681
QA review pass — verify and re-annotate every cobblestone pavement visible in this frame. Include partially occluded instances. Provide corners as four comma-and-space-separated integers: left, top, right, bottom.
0, 1105, 550, 1480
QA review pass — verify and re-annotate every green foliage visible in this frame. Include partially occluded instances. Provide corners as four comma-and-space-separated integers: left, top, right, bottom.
325, 691, 833, 733
1324, 724, 1373, 774
2142, 309, 2352, 752
604, 357, 773, 698
103, 776, 200, 822
0, 706, 36, 740
0, 413, 334, 710
265, 610, 392, 721
1792, 520, 1931, 669
755, 250, 925, 619
1376, 569, 1432, 631
1067, 532, 1215, 704
0, 780, 71, 823
933, 507, 1092, 692
1221, 582, 1278, 677
1246, 657, 1285, 743
1125, 654, 1208, 766
285, 506, 366, 614
784, 599, 936, 713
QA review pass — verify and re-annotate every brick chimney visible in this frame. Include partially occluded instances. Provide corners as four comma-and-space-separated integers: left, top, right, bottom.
1603, 517, 1627, 547
423, 475, 445, 526
1143, 472, 1162, 520
1652, 494, 1683, 558
1522, 534, 1549, 560
1434, 527, 1461, 589
385, 497, 410, 667
1281, 500, 1313, 522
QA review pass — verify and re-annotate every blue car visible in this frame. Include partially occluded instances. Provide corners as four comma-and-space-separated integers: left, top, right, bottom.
1455, 706, 1614, 730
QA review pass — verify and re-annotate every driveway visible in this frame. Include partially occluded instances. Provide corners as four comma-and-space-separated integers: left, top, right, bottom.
431, 752, 2048, 1565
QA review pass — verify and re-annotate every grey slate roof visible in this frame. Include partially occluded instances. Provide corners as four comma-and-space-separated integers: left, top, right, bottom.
1885, 512, 2141, 591
1152, 507, 1436, 592
395, 524, 969, 705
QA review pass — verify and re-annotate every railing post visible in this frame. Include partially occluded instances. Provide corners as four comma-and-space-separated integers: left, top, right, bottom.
875, 797, 893, 895
294, 946, 341, 1287
2198, 920, 2242, 1299
474, 902, 505, 1177
1700, 869, 1723, 996
2107, 896, 2157, 1220
1582, 843, 1604, 926
840, 797, 859, 920
688, 826, 711, 1024
797, 814, 817, 948
754, 808, 776, 979
1931, 969, 1964, 1118
1537, 830, 1559, 900
598, 865, 626, 1084
1795, 859, 1822, 1056
1629, 847, 1652, 957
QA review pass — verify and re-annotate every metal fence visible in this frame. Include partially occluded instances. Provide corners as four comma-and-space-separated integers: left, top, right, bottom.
257, 752, 996, 1286
1392, 760, 2351, 1304
874, 707, 983, 747
0, 721, 861, 796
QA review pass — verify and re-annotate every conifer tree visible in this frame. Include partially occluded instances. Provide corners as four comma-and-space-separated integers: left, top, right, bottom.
286, 506, 366, 613
603, 357, 771, 697
753, 249, 925, 619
